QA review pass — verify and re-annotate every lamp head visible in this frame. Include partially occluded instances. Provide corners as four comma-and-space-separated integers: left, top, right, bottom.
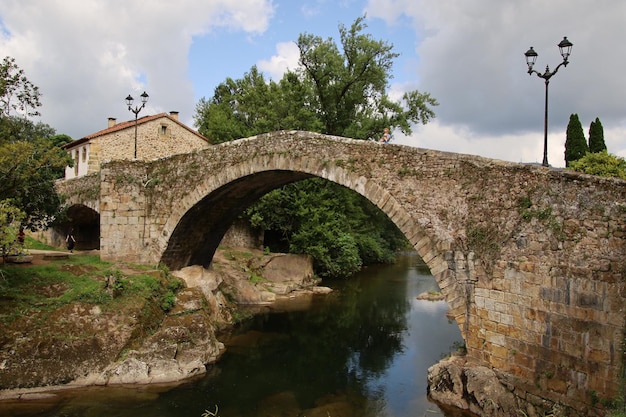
558, 37, 573, 63
524, 47, 538, 72
125, 94, 133, 107
140, 91, 149, 104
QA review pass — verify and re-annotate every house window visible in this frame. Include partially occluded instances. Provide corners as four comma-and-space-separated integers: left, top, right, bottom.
160, 125, 168, 135
82, 147, 87, 162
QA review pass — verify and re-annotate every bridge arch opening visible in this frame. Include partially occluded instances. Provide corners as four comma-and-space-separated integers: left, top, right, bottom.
161, 170, 315, 270
159, 166, 443, 283
153, 151, 465, 340
53, 204, 100, 250
162, 172, 414, 274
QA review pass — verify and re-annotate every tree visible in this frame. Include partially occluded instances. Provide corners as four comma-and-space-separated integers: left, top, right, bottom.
0, 115, 56, 145
195, 16, 438, 142
296, 15, 437, 139
0, 199, 25, 260
0, 58, 71, 230
0, 56, 41, 118
246, 178, 407, 278
588, 117, 607, 154
194, 67, 323, 144
568, 151, 626, 180
0, 138, 70, 230
194, 16, 434, 277
564, 113, 588, 167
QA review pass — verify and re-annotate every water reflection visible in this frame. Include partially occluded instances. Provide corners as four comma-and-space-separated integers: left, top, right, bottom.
0, 253, 465, 417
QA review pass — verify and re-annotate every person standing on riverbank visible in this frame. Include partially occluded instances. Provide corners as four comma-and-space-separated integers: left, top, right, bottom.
66, 229, 76, 253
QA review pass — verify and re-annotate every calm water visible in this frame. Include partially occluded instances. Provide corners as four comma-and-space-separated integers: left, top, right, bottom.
2, 253, 465, 417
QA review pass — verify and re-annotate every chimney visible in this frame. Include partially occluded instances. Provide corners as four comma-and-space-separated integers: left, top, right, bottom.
108, 117, 116, 128
169, 111, 179, 121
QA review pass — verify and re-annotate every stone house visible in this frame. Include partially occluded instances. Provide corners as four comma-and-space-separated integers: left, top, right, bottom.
54, 112, 261, 251
62, 112, 209, 179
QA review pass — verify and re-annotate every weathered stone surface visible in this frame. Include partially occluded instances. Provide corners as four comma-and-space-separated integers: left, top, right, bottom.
428, 355, 601, 417
55, 130, 626, 412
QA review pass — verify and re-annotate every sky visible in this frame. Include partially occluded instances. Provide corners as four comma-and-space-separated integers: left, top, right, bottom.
1, 0, 625, 168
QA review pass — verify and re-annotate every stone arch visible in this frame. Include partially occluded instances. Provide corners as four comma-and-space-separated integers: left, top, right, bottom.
158, 154, 468, 336
93, 131, 626, 408
53, 204, 100, 250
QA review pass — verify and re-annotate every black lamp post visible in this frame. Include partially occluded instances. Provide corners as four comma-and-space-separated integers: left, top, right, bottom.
524, 37, 573, 167
125, 91, 149, 159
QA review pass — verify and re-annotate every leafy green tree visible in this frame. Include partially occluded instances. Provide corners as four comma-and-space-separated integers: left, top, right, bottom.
564, 113, 588, 167
246, 178, 407, 278
50, 134, 73, 148
0, 56, 41, 118
195, 16, 438, 142
0, 199, 25, 260
568, 151, 626, 180
295, 15, 437, 139
195, 67, 323, 144
0, 138, 70, 230
0, 115, 56, 145
195, 16, 432, 277
0, 59, 71, 230
588, 117, 607, 154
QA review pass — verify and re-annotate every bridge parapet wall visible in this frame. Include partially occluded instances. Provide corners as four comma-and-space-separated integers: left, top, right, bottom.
55, 172, 101, 212
96, 131, 625, 413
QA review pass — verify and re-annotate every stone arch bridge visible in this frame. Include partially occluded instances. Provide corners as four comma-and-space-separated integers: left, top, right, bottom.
57, 130, 625, 412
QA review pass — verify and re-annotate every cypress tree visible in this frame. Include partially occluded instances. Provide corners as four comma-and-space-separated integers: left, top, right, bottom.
588, 117, 607, 153
564, 113, 588, 167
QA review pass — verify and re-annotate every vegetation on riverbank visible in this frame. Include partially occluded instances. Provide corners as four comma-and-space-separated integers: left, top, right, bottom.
0, 249, 183, 324
0, 241, 192, 390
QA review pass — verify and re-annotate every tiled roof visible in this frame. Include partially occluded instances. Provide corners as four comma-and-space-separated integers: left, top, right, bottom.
62, 113, 208, 149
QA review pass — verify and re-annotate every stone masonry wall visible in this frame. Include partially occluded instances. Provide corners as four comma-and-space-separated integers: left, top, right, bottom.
96, 131, 626, 414
96, 117, 208, 162
55, 172, 101, 209
220, 218, 263, 250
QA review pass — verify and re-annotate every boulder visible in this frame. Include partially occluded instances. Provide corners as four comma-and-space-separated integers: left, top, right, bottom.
427, 355, 519, 417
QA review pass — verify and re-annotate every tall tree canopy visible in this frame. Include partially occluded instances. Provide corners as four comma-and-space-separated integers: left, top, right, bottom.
195, 15, 438, 143
194, 17, 434, 277
588, 117, 607, 154
297, 16, 437, 139
564, 113, 588, 167
0, 57, 71, 231
194, 67, 323, 144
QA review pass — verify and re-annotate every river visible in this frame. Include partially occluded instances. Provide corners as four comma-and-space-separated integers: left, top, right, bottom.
3, 252, 467, 417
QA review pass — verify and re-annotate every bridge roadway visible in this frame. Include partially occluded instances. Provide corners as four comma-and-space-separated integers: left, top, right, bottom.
57, 130, 626, 413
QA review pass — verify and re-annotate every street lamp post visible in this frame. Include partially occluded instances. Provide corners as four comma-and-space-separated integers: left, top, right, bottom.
125, 91, 149, 159
524, 37, 573, 167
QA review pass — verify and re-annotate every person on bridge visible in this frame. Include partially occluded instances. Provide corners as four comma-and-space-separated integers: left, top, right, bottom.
380, 127, 391, 144
66, 229, 76, 253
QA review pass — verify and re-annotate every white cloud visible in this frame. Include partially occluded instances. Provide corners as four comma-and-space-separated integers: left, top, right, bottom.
257, 41, 300, 81
367, 0, 626, 167
0, 0, 275, 138
2, 0, 624, 169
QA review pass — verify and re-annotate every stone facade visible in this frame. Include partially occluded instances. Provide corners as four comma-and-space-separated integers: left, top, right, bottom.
62, 112, 209, 179
66, 130, 626, 415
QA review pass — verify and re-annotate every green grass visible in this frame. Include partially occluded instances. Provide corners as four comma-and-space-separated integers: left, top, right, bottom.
0, 251, 183, 323
23, 236, 60, 251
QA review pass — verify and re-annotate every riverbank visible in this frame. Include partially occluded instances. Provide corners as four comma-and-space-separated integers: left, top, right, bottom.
0, 247, 330, 400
